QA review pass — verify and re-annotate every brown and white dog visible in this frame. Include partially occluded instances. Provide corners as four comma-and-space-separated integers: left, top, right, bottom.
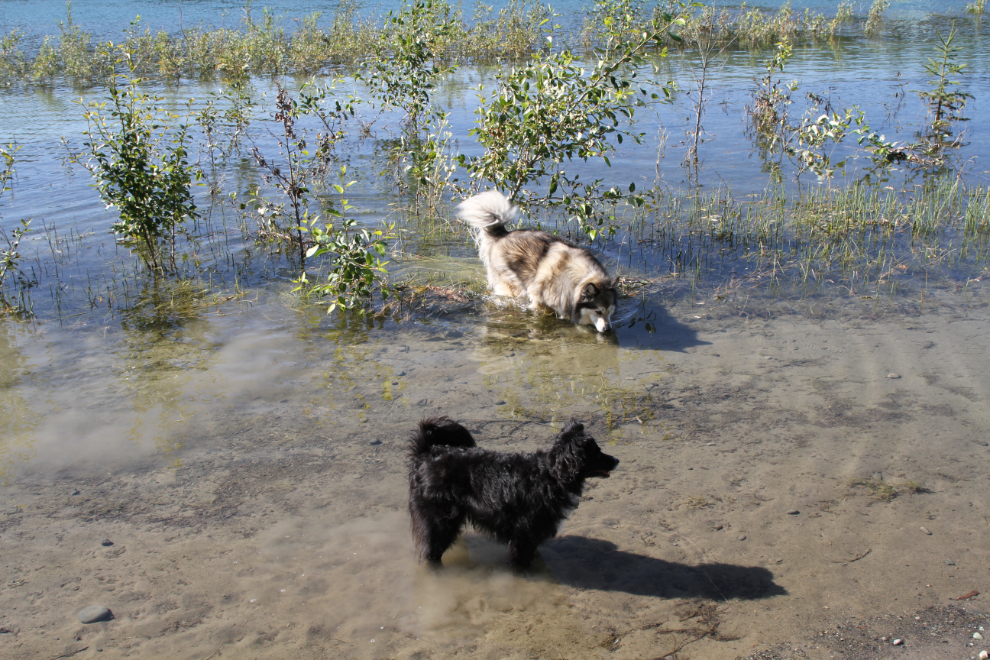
457, 191, 617, 332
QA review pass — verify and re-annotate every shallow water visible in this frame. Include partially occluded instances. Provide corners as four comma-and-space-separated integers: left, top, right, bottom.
3, 287, 990, 658
2, 2, 990, 658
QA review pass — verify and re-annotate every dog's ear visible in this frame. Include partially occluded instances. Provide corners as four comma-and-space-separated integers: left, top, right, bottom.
561, 419, 584, 436
579, 283, 598, 302
548, 421, 591, 483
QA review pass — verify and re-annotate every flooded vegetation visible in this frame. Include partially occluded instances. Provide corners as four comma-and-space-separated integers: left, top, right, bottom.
1, 1, 989, 658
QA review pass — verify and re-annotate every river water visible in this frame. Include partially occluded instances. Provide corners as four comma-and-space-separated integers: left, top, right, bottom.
2, 2, 990, 659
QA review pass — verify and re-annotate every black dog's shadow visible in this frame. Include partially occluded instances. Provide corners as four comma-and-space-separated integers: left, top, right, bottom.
452, 534, 785, 601
541, 536, 786, 600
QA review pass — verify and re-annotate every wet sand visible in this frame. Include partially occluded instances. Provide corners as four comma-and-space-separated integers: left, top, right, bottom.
1, 288, 989, 659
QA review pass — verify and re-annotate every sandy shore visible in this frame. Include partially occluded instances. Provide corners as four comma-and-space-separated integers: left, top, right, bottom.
1, 289, 988, 659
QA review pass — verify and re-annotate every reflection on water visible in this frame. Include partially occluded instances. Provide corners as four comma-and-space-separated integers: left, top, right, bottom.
471, 305, 711, 439
115, 280, 225, 464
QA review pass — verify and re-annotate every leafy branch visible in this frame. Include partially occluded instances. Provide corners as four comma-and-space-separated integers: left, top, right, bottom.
462, 1, 694, 238
77, 72, 199, 274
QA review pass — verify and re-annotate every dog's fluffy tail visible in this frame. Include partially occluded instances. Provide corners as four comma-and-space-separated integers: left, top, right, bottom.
456, 191, 516, 238
409, 417, 477, 456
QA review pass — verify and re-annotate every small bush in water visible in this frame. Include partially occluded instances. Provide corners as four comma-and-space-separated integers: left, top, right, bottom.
78, 72, 199, 274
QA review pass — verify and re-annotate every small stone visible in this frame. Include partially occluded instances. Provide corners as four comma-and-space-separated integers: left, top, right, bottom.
887, 373, 901, 379
738, 535, 747, 541
100, 539, 113, 547
978, 650, 988, 660
892, 638, 902, 646
396, 371, 406, 377
945, 559, 956, 566
871, 472, 883, 481
70, 489, 80, 496
881, 637, 888, 642
369, 439, 382, 446
973, 632, 984, 640
495, 400, 506, 405
786, 509, 800, 515
920, 527, 932, 535
714, 524, 723, 531
416, 399, 429, 407
78, 606, 112, 624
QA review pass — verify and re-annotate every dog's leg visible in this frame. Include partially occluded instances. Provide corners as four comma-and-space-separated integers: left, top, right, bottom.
411, 501, 465, 563
424, 512, 465, 563
508, 538, 539, 568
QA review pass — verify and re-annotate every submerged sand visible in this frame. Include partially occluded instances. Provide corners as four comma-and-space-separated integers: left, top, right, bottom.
1, 287, 988, 659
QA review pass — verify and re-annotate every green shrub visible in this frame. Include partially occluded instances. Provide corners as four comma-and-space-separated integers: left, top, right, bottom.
0, 144, 33, 313
297, 167, 395, 314
462, 5, 686, 238
916, 25, 972, 139
864, 0, 889, 37
78, 74, 200, 273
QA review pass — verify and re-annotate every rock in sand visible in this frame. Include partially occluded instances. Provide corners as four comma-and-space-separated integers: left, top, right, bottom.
78, 606, 112, 624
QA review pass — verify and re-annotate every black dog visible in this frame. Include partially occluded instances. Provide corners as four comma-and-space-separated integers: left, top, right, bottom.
407, 417, 619, 567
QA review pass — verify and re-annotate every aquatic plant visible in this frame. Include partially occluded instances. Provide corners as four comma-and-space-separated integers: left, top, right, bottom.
31, 2, 118, 84
0, 29, 27, 83
193, 80, 256, 196
0, 143, 14, 204
790, 109, 855, 179
463, 5, 686, 238
0, 144, 34, 313
465, 0, 553, 61
748, 39, 795, 155
685, 5, 732, 165
288, 4, 380, 73
669, 0, 837, 50
362, 0, 459, 211
916, 25, 972, 141
249, 81, 356, 265
247, 82, 393, 313
963, 186, 990, 235
0, 0, 553, 87
833, 1, 854, 25
77, 74, 199, 274
864, 0, 889, 38
583, 0, 653, 47
296, 166, 395, 314
966, 0, 987, 16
